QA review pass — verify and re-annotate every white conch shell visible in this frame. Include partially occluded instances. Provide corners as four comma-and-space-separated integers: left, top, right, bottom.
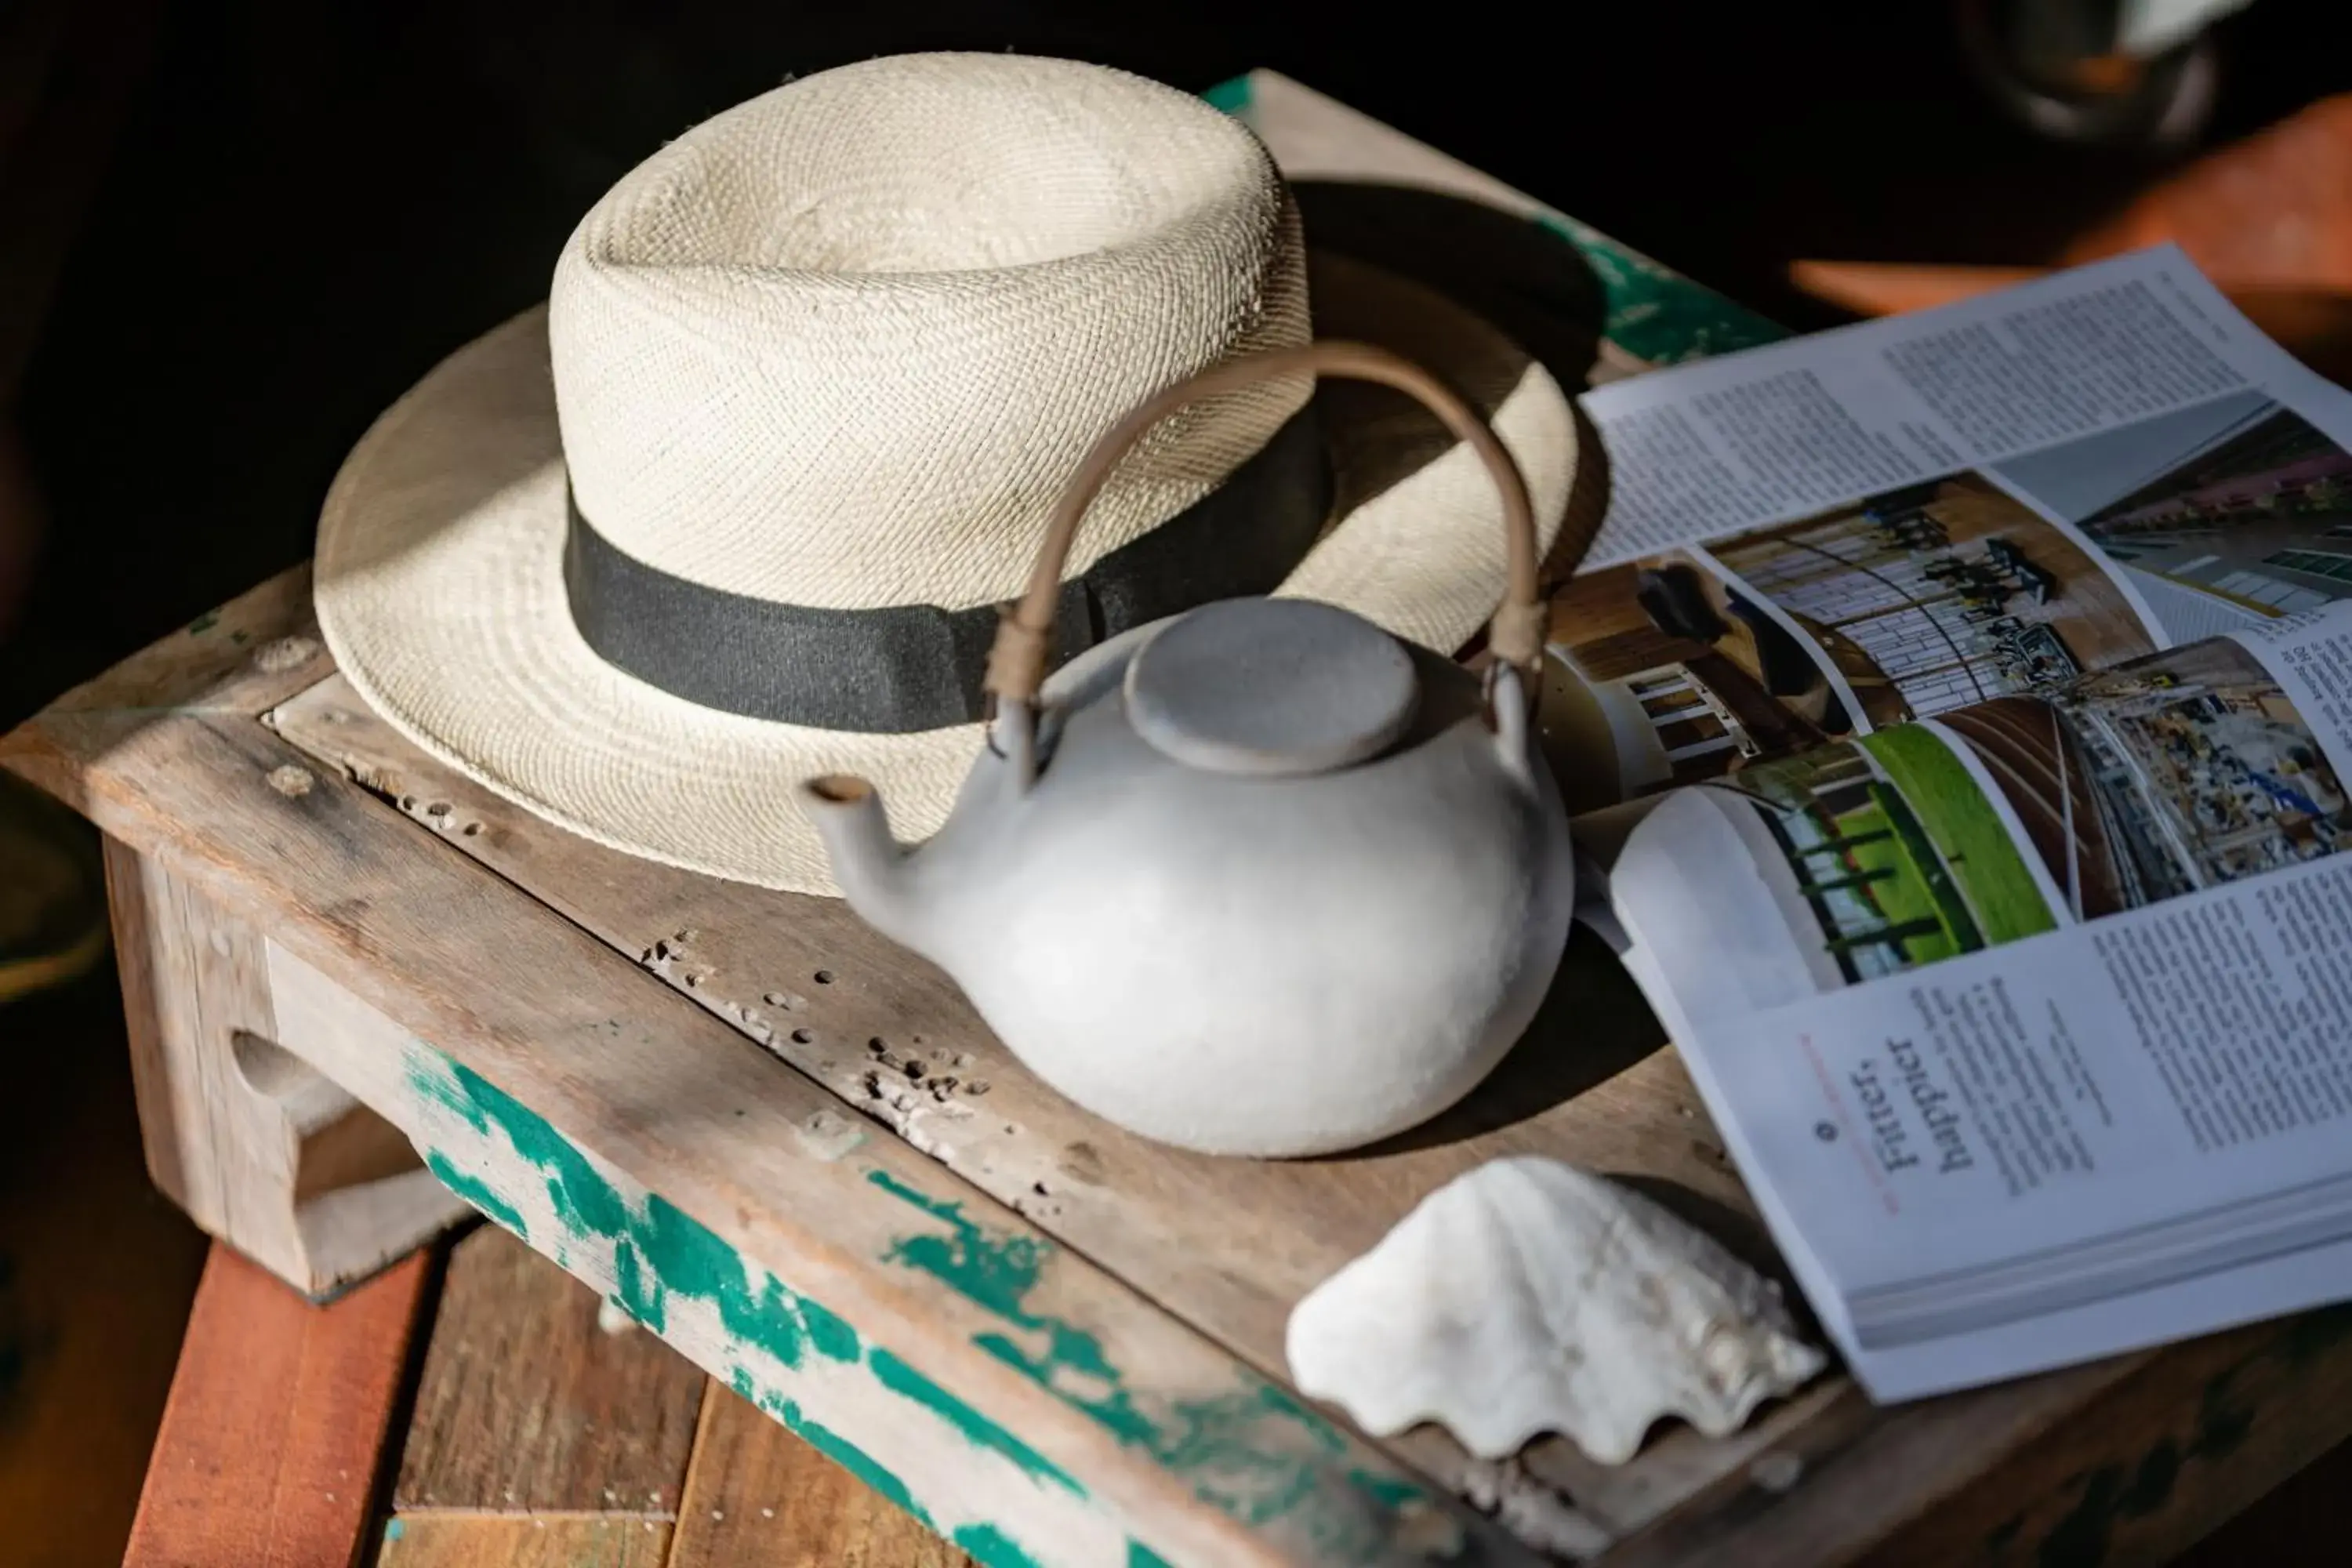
1285, 1157, 1827, 1465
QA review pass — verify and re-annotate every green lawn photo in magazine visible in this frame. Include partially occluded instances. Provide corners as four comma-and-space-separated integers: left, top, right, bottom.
1857, 725, 2060, 949
1836, 793, 1975, 964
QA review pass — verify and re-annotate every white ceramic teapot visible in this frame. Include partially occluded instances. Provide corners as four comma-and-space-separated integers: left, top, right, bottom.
798, 343, 1575, 1156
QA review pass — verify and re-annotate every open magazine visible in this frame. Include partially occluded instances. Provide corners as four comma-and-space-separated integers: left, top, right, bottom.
1550, 244, 2352, 1401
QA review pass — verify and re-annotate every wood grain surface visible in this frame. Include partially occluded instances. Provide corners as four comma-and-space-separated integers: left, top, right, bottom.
394, 1225, 705, 1516
374, 1514, 672, 1567
124, 1243, 430, 1568
667, 1377, 975, 1568
105, 837, 467, 1298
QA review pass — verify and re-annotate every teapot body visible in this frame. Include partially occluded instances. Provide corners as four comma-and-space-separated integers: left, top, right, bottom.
880, 616, 1576, 1157
800, 339, 1581, 1157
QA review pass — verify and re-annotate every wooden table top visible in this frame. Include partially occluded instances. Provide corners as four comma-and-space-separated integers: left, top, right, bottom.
17, 69, 2352, 1568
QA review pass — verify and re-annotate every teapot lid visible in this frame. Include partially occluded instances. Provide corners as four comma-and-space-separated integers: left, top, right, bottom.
1123, 598, 1420, 777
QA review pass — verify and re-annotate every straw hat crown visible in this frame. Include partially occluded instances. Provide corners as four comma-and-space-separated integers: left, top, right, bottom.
548, 52, 1314, 612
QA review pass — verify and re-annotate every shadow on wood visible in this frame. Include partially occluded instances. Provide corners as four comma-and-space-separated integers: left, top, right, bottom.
1344, 922, 1668, 1158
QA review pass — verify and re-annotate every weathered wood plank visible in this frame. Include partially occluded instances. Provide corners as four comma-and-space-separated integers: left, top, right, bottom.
373, 1513, 671, 1566
49, 699, 1512, 1566
1595, 1308, 2352, 1567
394, 1224, 705, 1515
122, 1243, 430, 1568
1599, 1363, 2131, 1568
1872, 1309, 2352, 1568
667, 1376, 975, 1568
103, 836, 470, 1297
2, 563, 322, 747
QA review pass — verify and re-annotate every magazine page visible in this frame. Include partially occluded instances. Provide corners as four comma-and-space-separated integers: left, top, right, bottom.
1544, 245, 2352, 1398
1592, 605, 2352, 1400
1538, 244, 2352, 820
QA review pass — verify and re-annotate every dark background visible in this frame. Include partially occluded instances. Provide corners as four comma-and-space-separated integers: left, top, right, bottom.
5, 0, 2342, 728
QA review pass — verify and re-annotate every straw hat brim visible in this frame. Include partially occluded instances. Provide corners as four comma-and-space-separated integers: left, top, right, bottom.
314, 252, 1578, 895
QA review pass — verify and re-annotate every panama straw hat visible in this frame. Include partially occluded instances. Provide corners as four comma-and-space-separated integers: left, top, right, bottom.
314, 52, 1578, 895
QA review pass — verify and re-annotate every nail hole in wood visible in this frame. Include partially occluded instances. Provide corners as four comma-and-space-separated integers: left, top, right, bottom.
814, 970, 835, 985
790, 1028, 813, 1045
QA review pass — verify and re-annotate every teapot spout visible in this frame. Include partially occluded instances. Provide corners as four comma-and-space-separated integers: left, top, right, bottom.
797, 775, 932, 953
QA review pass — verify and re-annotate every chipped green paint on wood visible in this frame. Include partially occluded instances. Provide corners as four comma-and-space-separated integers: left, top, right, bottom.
423, 1150, 528, 1239
2005, 1342, 2267, 1565
409, 1058, 490, 1134
870, 1345, 1087, 1498
400, 1051, 1078, 1564
780, 1392, 938, 1530
1200, 74, 1252, 115
1345, 1471, 1422, 1512
956, 1523, 1053, 1568
1202, 71, 1784, 368
1127, 1542, 1176, 1568
409, 1059, 844, 1377
402, 1035, 1462, 1563
1533, 214, 1786, 364
868, 1171, 1058, 1324
868, 1169, 1454, 1559
802, 1294, 863, 1363
412, 1060, 859, 1377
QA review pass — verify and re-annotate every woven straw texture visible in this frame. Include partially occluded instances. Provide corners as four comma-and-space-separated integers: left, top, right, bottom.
315, 55, 1577, 895
552, 53, 1310, 608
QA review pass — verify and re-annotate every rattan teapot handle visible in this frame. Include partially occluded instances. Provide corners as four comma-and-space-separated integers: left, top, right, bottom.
982, 340, 1544, 709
